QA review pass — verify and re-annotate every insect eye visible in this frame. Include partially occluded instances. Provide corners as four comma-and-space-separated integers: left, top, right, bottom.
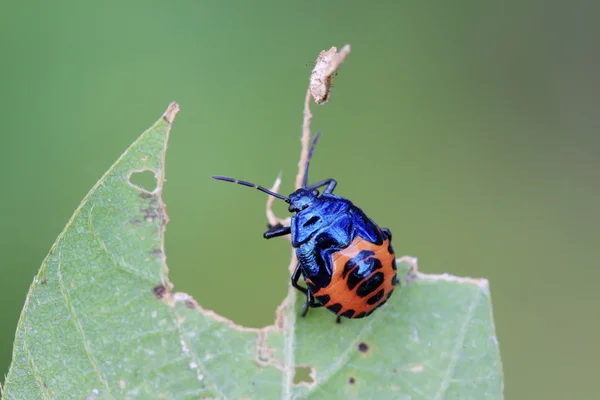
312, 189, 319, 196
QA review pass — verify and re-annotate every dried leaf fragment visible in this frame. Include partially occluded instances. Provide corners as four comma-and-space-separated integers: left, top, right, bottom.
309, 45, 351, 104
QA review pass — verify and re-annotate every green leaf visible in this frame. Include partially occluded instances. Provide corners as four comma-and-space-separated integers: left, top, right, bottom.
2, 104, 503, 400
289, 261, 504, 399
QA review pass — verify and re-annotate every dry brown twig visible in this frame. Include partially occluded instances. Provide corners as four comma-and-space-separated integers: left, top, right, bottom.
265, 45, 351, 272
309, 44, 351, 105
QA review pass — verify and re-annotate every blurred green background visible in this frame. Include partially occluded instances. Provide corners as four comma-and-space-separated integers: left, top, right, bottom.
1, 1, 598, 398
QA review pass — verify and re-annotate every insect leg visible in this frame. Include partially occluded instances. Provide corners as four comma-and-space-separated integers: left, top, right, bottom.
306, 179, 337, 194
302, 295, 311, 317
381, 228, 392, 240
264, 224, 291, 239
291, 263, 308, 294
301, 289, 323, 317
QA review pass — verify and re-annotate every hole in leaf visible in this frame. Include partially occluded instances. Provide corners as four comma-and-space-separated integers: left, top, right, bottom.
293, 366, 315, 385
129, 170, 158, 192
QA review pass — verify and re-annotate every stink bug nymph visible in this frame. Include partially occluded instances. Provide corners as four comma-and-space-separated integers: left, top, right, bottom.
213, 133, 398, 322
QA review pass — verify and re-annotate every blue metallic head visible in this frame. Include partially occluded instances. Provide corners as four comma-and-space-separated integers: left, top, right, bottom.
288, 188, 319, 213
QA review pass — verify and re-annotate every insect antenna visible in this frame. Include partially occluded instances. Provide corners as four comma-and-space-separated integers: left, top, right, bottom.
212, 176, 291, 203
302, 132, 321, 188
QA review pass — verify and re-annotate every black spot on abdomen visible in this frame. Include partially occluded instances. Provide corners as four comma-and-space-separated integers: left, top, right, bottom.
346, 273, 362, 291
327, 303, 342, 314
356, 272, 384, 298
344, 252, 382, 291
366, 288, 385, 305
342, 250, 375, 278
316, 294, 331, 305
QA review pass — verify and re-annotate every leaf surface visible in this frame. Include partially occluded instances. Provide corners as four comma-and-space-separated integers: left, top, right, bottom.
2, 105, 503, 400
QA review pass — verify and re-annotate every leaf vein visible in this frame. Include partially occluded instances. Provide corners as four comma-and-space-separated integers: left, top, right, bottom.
56, 248, 113, 399
168, 306, 225, 399
433, 288, 482, 400
310, 281, 413, 391
23, 327, 50, 399
87, 203, 156, 284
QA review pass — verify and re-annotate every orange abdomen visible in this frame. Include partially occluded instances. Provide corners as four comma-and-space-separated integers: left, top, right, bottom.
311, 236, 397, 318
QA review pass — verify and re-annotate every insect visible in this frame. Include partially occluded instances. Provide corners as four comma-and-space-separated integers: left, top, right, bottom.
213, 133, 397, 322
